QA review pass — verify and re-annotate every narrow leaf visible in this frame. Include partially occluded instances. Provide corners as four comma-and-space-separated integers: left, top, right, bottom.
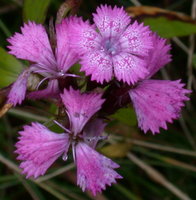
144, 17, 196, 38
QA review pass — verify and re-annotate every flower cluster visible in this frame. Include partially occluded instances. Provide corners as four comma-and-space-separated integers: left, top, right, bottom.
6, 4, 190, 195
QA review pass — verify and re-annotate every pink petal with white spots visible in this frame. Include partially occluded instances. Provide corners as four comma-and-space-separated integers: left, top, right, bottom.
60, 88, 105, 135
80, 51, 113, 83
55, 17, 80, 72
119, 21, 153, 57
15, 122, 70, 178
76, 142, 122, 196
28, 80, 60, 100
69, 19, 101, 54
93, 5, 131, 37
129, 79, 191, 134
146, 33, 171, 78
7, 69, 30, 106
83, 119, 106, 148
113, 52, 149, 85
7, 22, 56, 71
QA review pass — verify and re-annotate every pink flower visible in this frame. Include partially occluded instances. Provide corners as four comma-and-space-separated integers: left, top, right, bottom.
15, 88, 121, 194
76, 142, 122, 196
128, 34, 190, 134
7, 18, 80, 106
69, 5, 153, 84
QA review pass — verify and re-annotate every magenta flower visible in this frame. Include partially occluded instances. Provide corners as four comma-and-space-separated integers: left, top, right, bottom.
69, 5, 153, 84
15, 88, 121, 195
128, 34, 191, 134
7, 18, 80, 106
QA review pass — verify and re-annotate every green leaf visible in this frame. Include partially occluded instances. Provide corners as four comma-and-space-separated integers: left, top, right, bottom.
0, 47, 23, 87
110, 107, 137, 126
144, 17, 196, 38
23, 0, 51, 23
0, 68, 17, 87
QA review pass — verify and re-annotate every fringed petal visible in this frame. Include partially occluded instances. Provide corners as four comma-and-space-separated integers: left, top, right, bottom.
146, 33, 172, 78
80, 50, 113, 84
7, 69, 30, 106
119, 21, 153, 57
7, 22, 56, 70
93, 5, 131, 37
15, 122, 70, 178
76, 142, 122, 196
113, 52, 149, 85
55, 17, 80, 72
129, 79, 191, 134
69, 19, 101, 54
60, 88, 105, 135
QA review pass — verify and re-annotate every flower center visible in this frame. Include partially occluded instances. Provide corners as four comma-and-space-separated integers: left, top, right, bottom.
100, 37, 121, 56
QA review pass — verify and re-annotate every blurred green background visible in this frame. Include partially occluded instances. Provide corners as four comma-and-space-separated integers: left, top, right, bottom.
0, 0, 196, 199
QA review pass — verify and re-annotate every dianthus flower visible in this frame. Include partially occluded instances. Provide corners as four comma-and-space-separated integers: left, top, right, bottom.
7, 17, 80, 106
69, 5, 153, 84
15, 88, 121, 195
128, 34, 191, 134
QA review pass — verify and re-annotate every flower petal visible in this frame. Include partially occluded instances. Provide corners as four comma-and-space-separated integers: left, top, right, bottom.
146, 33, 171, 78
28, 80, 60, 100
129, 79, 191, 134
93, 5, 131, 37
15, 122, 70, 178
60, 88, 105, 135
55, 17, 80, 72
80, 50, 113, 83
119, 21, 153, 57
83, 119, 106, 148
76, 142, 122, 196
69, 19, 101, 54
7, 69, 30, 106
7, 22, 56, 71
113, 52, 149, 85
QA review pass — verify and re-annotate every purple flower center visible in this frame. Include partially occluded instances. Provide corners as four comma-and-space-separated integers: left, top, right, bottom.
100, 37, 121, 56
